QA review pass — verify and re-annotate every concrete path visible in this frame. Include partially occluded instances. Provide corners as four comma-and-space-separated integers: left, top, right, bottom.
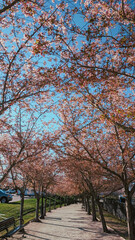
10, 204, 124, 240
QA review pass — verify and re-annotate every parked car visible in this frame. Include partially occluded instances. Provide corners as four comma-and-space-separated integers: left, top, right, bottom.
0, 189, 13, 203
6, 189, 16, 194
17, 189, 45, 197
17, 189, 35, 196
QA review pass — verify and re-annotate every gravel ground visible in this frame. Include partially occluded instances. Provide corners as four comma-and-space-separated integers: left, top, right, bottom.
9, 204, 125, 240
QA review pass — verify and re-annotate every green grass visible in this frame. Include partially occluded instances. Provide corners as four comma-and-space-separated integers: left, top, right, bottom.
0, 201, 21, 220
0, 197, 63, 237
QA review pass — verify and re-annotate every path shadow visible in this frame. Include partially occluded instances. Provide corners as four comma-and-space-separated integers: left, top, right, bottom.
41, 221, 99, 233
24, 229, 70, 239
68, 220, 88, 224
69, 217, 86, 220
23, 232, 50, 240
9, 202, 20, 205
45, 217, 62, 221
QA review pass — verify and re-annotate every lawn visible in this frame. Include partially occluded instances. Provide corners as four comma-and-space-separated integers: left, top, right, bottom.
0, 198, 59, 223
0, 198, 37, 223
0, 197, 62, 237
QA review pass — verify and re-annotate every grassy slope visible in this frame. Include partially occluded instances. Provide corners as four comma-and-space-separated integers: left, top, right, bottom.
97, 209, 128, 240
0, 198, 61, 237
0, 199, 36, 221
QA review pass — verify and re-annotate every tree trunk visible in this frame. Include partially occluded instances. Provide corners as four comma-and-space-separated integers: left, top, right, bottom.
35, 197, 40, 221
43, 195, 47, 217
96, 197, 109, 233
64, 197, 67, 206
66, 197, 69, 205
125, 194, 135, 240
48, 198, 51, 212
82, 195, 85, 208
40, 193, 44, 219
84, 197, 87, 212
20, 193, 24, 227
87, 196, 91, 215
60, 197, 62, 208
54, 197, 56, 209
91, 195, 97, 221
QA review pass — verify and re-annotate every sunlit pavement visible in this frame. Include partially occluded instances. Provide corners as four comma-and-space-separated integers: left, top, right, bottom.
10, 203, 124, 240
11, 194, 33, 202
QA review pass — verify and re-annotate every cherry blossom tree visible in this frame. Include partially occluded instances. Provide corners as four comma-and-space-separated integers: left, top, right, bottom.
22, 151, 58, 221
54, 136, 111, 232
32, 0, 134, 135
10, 165, 30, 227
0, 1, 134, 239
0, 1, 22, 14
0, 0, 70, 118
0, 105, 58, 182
53, 96, 135, 239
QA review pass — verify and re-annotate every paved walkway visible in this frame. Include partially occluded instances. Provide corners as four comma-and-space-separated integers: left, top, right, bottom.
10, 204, 124, 240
